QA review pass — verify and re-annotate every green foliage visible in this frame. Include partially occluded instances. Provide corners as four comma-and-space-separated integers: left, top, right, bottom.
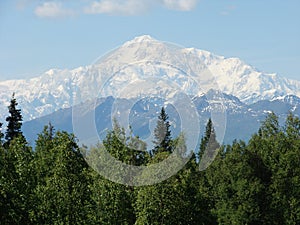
103, 123, 148, 167
207, 142, 266, 224
199, 118, 220, 171
30, 130, 90, 224
5, 93, 23, 145
206, 112, 300, 225
33, 123, 55, 182
0, 136, 34, 224
135, 152, 188, 225
134, 135, 212, 225
86, 121, 149, 224
0, 122, 4, 144
152, 107, 173, 155
89, 173, 136, 225
1, 99, 300, 225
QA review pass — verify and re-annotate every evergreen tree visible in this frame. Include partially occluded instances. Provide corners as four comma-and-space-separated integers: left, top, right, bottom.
259, 112, 280, 138
198, 118, 220, 171
33, 123, 55, 183
0, 138, 5, 219
193, 119, 220, 224
1, 95, 300, 225
134, 151, 188, 225
281, 113, 300, 224
152, 107, 172, 155
285, 112, 300, 139
31, 130, 91, 224
5, 93, 23, 145
86, 122, 148, 224
89, 173, 136, 225
0, 122, 4, 144
134, 135, 200, 225
263, 113, 300, 224
199, 118, 213, 157
0, 135, 34, 224
207, 141, 266, 224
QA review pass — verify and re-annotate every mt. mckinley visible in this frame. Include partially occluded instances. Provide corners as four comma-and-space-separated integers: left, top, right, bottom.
1, 35, 300, 122
1, 35, 300, 144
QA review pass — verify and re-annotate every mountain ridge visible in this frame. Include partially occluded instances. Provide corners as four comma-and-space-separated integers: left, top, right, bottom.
1, 35, 299, 121
22, 91, 300, 145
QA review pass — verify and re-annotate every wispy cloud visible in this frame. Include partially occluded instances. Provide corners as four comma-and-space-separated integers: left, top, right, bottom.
83, 0, 154, 15
34, 2, 75, 18
163, 0, 197, 11
84, 0, 198, 15
220, 5, 236, 16
84, 0, 199, 15
31, 0, 198, 18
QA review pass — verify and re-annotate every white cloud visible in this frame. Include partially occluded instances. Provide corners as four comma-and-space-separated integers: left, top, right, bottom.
162, 0, 197, 11
84, 0, 198, 15
31, 0, 198, 18
34, 2, 75, 18
84, 0, 153, 15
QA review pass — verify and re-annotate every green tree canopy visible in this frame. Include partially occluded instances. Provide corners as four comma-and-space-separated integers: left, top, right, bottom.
152, 107, 173, 156
5, 93, 23, 145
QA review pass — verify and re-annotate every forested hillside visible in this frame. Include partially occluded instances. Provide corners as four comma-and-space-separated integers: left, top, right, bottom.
1, 95, 300, 224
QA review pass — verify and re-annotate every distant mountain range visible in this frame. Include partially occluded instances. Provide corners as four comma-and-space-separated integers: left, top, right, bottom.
1, 35, 300, 122
1, 35, 300, 145
22, 91, 300, 145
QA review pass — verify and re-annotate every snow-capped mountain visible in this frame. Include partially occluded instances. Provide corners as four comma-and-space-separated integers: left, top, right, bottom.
22, 92, 300, 145
1, 35, 300, 121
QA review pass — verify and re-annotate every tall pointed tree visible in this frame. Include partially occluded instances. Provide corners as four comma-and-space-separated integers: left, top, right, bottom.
0, 122, 4, 145
152, 107, 172, 155
198, 118, 213, 159
5, 93, 23, 144
198, 118, 220, 171
193, 119, 220, 224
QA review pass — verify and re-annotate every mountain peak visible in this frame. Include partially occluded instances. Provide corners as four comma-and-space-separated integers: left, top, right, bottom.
133, 35, 156, 42
1, 36, 300, 122
124, 35, 158, 46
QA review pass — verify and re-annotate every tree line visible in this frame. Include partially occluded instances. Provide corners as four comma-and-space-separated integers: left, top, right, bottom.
0, 94, 300, 224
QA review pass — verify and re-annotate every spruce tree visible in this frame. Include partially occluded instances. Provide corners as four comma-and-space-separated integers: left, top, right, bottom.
194, 119, 220, 224
152, 107, 172, 155
199, 118, 213, 159
5, 93, 23, 144
198, 119, 220, 171
0, 122, 4, 144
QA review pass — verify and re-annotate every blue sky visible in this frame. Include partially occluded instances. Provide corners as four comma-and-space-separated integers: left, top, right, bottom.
0, 0, 299, 81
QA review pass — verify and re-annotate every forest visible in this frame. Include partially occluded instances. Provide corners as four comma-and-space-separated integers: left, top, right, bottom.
0, 94, 300, 225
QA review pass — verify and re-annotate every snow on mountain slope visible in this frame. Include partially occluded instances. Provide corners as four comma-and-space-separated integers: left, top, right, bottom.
0, 35, 300, 121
